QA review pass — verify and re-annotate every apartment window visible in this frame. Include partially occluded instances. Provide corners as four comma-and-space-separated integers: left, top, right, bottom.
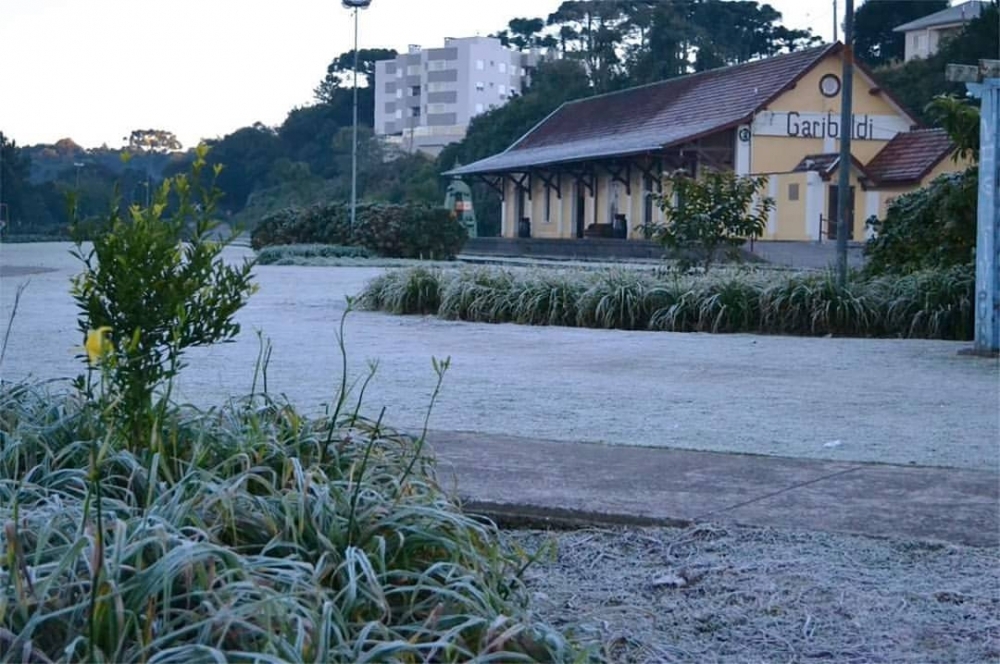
396, 68, 403, 78
521, 67, 526, 76
411, 106, 421, 117
498, 62, 507, 73
498, 84, 506, 96
476, 59, 484, 70
475, 81, 485, 91
406, 64, 421, 76
395, 109, 402, 119
475, 103, 484, 113
428, 103, 447, 114
427, 81, 454, 93
788, 183, 800, 201
410, 85, 421, 96
428, 60, 447, 71
490, 60, 495, 67
396, 89, 403, 99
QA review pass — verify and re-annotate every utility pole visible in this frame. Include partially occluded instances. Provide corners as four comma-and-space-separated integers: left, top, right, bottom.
947, 60, 1000, 355
833, 0, 838, 43
341, 0, 373, 230
835, 0, 854, 287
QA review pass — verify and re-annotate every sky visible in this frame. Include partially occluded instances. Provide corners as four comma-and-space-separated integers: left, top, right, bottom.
0, 0, 851, 149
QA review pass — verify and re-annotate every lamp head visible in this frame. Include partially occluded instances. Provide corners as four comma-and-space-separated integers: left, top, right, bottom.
341, 0, 372, 8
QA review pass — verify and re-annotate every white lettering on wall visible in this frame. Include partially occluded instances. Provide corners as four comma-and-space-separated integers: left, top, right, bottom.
752, 111, 910, 142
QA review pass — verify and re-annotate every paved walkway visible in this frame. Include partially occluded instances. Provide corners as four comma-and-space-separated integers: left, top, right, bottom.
428, 431, 1000, 548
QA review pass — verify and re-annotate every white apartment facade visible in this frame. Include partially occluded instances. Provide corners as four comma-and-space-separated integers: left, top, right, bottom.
893, 1, 988, 61
374, 36, 547, 156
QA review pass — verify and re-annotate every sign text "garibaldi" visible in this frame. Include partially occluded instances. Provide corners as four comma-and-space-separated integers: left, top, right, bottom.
785, 111, 875, 139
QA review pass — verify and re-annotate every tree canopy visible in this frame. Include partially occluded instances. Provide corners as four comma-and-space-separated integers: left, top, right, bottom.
853, 0, 949, 67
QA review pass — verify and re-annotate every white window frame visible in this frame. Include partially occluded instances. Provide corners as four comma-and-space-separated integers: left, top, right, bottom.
498, 62, 507, 73
498, 84, 506, 96
476, 59, 484, 70
475, 103, 484, 114
475, 81, 485, 91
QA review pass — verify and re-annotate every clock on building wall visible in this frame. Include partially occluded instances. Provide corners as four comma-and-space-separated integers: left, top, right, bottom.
819, 74, 841, 98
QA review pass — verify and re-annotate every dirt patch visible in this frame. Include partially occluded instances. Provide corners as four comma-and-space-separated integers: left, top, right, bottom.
506, 524, 1000, 663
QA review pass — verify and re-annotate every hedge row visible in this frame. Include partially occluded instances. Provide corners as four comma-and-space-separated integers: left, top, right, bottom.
250, 202, 467, 259
358, 265, 975, 340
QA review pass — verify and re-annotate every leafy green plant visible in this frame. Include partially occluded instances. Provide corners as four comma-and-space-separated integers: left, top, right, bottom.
70, 145, 257, 447
651, 169, 773, 272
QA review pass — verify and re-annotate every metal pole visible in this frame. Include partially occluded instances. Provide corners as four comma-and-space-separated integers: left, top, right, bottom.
973, 76, 999, 354
835, 0, 854, 287
833, 0, 838, 43
350, 7, 359, 230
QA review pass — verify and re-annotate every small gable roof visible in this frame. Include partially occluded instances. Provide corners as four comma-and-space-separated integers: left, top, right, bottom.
864, 128, 956, 186
447, 44, 841, 176
893, 1, 988, 32
792, 153, 870, 180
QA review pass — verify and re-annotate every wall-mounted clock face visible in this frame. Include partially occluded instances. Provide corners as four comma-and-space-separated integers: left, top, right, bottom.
819, 74, 841, 98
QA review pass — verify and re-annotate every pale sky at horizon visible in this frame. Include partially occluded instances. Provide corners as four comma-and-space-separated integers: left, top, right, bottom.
1, 0, 920, 149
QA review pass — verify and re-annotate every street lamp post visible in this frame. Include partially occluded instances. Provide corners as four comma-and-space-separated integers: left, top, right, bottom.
341, 0, 373, 230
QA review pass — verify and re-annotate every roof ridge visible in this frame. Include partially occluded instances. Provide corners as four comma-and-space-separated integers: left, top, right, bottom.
561, 43, 837, 109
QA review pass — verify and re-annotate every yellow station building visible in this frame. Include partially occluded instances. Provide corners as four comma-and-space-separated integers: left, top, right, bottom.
445, 43, 965, 243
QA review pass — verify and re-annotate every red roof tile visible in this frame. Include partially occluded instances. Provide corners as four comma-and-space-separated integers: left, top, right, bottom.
864, 128, 956, 186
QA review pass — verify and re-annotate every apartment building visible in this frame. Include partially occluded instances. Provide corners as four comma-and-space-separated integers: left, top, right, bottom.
893, 1, 988, 61
374, 36, 547, 156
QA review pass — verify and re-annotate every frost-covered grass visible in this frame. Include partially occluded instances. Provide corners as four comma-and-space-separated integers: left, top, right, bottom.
511, 524, 1000, 664
0, 380, 588, 662
359, 265, 975, 340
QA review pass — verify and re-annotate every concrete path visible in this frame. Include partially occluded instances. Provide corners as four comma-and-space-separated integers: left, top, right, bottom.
747, 240, 866, 270
428, 431, 1000, 548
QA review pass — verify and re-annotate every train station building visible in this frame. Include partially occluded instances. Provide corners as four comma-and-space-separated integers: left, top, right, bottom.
445, 43, 965, 243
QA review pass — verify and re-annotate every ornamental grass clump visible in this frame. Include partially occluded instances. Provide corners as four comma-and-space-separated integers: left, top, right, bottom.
359, 265, 975, 340
357, 267, 443, 315
0, 381, 583, 663
439, 267, 518, 323
256, 243, 374, 264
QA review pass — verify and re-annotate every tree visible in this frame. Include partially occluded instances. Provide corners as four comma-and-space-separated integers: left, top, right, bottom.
651, 169, 773, 271
854, 0, 948, 67
313, 48, 398, 103
507, 17, 545, 50
126, 129, 182, 153
203, 124, 286, 213
0, 132, 33, 227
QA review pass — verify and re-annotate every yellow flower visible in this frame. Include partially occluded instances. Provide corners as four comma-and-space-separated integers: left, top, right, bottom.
84, 327, 114, 366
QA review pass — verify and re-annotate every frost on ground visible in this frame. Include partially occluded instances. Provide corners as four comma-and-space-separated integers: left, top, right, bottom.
1, 244, 998, 470
505, 525, 1000, 664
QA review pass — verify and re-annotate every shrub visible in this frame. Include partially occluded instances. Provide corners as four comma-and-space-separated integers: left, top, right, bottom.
251, 202, 468, 259
70, 146, 256, 447
864, 169, 977, 275
651, 170, 773, 271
